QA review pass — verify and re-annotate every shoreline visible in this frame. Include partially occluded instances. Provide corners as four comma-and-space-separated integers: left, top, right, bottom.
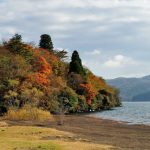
3, 115, 150, 150
68, 108, 150, 126
86, 115, 150, 127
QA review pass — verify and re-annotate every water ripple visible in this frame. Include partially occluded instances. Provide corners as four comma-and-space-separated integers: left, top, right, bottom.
89, 102, 150, 125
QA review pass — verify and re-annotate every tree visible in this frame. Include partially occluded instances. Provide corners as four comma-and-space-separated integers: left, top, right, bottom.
80, 83, 96, 105
39, 34, 53, 51
54, 49, 68, 60
11, 34, 22, 42
69, 50, 86, 77
27, 56, 52, 86
5, 34, 33, 63
56, 87, 78, 125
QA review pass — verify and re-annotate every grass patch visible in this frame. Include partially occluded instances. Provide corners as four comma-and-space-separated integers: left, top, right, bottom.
0, 126, 68, 150
0, 125, 116, 150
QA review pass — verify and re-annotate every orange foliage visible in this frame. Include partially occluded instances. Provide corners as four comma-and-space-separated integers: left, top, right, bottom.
32, 48, 61, 75
80, 83, 96, 105
88, 72, 115, 94
33, 48, 59, 64
28, 73, 49, 86
27, 56, 52, 86
38, 56, 52, 75
24, 44, 34, 50
88, 73, 106, 91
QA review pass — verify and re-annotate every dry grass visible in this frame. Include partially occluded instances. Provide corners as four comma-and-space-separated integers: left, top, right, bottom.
0, 125, 116, 150
4, 105, 53, 122
0, 121, 8, 127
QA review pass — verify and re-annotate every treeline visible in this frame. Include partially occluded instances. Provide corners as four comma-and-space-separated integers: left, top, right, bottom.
0, 34, 121, 115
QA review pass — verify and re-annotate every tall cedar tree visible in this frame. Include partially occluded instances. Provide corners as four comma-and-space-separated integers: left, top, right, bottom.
69, 50, 86, 76
39, 34, 53, 51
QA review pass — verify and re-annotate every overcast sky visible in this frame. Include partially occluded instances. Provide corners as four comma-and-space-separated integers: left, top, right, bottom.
1, 0, 150, 79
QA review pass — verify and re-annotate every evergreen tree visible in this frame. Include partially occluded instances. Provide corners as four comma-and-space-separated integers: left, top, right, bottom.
69, 50, 86, 76
11, 34, 22, 42
39, 34, 54, 51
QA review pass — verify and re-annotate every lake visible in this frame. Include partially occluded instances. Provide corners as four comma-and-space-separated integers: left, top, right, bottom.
88, 102, 150, 125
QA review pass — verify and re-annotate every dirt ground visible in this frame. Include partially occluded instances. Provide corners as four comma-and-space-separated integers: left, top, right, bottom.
5, 115, 150, 150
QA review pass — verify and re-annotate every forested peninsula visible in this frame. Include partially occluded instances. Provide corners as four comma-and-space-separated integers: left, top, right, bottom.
0, 34, 121, 117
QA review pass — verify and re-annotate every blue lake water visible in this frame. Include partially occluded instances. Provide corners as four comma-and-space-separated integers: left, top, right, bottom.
89, 102, 150, 125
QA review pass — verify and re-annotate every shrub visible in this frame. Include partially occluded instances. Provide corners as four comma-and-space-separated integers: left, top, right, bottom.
77, 95, 88, 112
5, 105, 53, 121
58, 87, 78, 113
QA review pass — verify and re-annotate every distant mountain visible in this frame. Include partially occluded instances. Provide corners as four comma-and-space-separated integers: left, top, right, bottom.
107, 75, 150, 101
132, 91, 150, 101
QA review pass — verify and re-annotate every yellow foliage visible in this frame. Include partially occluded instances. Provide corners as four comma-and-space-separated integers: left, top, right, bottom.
87, 72, 115, 94
4, 90, 18, 99
5, 105, 53, 121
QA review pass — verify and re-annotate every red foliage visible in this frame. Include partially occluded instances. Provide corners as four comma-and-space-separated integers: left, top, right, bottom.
80, 83, 96, 105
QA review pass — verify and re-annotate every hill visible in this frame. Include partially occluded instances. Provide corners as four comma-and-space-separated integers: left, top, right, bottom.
0, 34, 121, 117
107, 75, 150, 101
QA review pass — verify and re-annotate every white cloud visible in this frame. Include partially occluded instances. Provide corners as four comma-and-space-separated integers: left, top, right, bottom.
85, 49, 101, 55
1, 0, 150, 78
104, 54, 137, 68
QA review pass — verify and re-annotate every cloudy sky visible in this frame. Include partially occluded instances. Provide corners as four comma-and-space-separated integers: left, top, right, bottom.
1, 0, 150, 79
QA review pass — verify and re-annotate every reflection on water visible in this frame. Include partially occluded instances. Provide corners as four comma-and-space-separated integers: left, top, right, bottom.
89, 102, 150, 125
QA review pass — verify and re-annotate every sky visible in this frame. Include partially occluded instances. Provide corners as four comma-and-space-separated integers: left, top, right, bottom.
1, 0, 150, 79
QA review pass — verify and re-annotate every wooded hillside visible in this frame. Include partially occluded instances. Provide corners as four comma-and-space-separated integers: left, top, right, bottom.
0, 34, 121, 116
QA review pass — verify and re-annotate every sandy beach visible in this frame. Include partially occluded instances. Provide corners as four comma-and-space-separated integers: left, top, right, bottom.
4, 115, 150, 150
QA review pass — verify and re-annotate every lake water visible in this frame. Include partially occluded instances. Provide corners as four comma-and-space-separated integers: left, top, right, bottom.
89, 102, 150, 125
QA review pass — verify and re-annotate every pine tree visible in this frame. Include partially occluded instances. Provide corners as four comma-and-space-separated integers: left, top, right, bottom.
69, 50, 86, 76
39, 34, 54, 51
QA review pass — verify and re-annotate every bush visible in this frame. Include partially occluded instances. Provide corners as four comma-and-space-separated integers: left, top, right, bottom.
58, 87, 78, 113
77, 95, 88, 112
5, 105, 53, 121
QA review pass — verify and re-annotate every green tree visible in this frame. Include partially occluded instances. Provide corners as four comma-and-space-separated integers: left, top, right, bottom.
11, 34, 22, 42
54, 49, 68, 60
69, 50, 86, 77
5, 34, 33, 63
39, 34, 54, 51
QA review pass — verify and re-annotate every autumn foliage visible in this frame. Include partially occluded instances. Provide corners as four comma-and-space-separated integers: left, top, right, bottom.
0, 34, 121, 116
80, 83, 96, 105
27, 56, 52, 86
37, 56, 52, 75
